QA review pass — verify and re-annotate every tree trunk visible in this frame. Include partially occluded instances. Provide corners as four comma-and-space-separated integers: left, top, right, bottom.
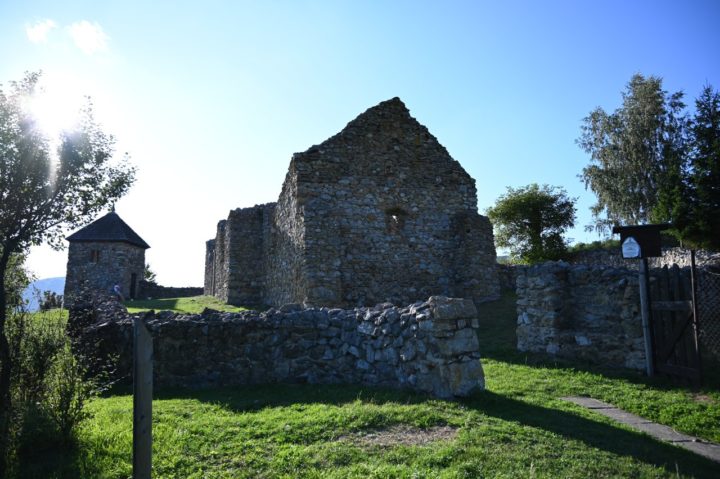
0, 252, 12, 475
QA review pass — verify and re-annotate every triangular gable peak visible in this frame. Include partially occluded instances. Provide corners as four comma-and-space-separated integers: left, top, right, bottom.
66, 211, 150, 249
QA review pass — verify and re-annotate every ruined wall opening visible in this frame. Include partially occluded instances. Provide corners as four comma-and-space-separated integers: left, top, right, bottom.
385, 207, 408, 235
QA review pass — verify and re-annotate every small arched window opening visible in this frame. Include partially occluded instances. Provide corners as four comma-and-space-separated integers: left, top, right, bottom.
90, 250, 100, 263
385, 208, 408, 235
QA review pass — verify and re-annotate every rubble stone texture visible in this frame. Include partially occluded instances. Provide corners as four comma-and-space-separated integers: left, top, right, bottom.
516, 262, 646, 370
205, 98, 500, 308
73, 294, 486, 398
64, 211, 149, 302
65, 241, 145, 301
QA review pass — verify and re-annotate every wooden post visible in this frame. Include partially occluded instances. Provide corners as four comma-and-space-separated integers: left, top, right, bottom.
639, 258, 655, 377
689, 250, 703, 384
133, 315, 153, 479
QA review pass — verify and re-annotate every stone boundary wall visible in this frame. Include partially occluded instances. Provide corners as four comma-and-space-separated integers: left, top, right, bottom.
137, 281, 203, 300
569, 247, 720, 270
516, 262, 645, 370
73, 295, 486, 398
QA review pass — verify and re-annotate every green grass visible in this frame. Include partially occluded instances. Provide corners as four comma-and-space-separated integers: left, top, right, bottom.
13, 292, 720, 478
124, 295, 249, 314
30, 308, 69, 321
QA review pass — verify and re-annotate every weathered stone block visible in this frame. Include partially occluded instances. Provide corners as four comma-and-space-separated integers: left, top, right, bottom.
428, 296, 478, 321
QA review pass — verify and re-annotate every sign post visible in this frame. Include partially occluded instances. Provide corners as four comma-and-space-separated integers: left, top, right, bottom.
612, 224, 669, 378
133, 315, 153, 479
637, 257, 654, 377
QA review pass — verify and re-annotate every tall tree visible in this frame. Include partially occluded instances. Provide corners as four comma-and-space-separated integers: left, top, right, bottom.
0, 72, 135, 471
646, 85, 720, 249
685, 85, 720, 249
486, 184, 576, 264
577, 74, 688, 234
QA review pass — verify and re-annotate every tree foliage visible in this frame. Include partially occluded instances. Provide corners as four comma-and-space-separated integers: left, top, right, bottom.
578, 75, 720, 249
0, 71, 135, 472
673, 85, 720, 249
486, 184, 577, 264
144, 263, 157, 284
577, 74, 688, 234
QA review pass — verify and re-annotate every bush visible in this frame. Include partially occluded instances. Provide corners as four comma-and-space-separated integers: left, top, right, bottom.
4, 309, 108, 469
42, 343, 95, 441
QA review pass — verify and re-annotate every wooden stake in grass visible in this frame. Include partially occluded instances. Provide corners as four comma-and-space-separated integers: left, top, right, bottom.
133, 315, 153, 479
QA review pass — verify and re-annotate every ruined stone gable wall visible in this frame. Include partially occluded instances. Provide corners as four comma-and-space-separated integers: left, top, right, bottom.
205, 98, 500, 308
64, 241, 145, 301
291, 98, 499, 307
263, 164, 308, 306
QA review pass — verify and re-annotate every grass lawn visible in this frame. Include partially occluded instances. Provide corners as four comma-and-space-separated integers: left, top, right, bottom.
15, 293, 720, 478
124, 295, 249, 314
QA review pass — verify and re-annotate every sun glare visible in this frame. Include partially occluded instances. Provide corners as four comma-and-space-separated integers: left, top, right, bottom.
27, 73, 86, 137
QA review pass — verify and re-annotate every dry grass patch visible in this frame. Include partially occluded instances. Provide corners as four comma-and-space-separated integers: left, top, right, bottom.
338, 424, 458, 447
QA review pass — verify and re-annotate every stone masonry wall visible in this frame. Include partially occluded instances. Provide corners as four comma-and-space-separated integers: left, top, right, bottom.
212, 221, 228, 301
516, 262, 645, 370
207, 98, 500, 308
292, 98, 499, 307
569, 247, 720, 270
64, 241, 145, 302
225, 204, 276, 306
75, 295, 485, 399
264, 164, 308, 307
204, 239, 216, 295
137, 281, 203, 300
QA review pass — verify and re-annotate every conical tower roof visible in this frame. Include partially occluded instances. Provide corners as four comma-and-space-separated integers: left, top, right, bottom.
66, 211, 150, 249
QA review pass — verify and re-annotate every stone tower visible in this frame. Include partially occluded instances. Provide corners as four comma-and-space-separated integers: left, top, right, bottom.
206, 97, 500, 308
64, 211, 150, 302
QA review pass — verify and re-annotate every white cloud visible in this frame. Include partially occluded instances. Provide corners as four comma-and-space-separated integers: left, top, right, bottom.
26, 19, 57, 44
67, 20, 109, 55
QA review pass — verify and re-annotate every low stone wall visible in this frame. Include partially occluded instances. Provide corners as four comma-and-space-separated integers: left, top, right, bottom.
516, 262, 645, 370
569, 247, 720, 270
73, 295, 485, 398
137, 281, 204, 300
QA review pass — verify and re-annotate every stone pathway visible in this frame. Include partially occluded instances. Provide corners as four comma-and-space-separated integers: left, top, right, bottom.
561, 396, 720, 463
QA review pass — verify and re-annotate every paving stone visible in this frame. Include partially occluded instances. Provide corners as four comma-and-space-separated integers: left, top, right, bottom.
632, 422, 697, 443
561, 396, 720, 463
599, 408, 653, 425
676, 440, 720, 463
561, 396, 614, 409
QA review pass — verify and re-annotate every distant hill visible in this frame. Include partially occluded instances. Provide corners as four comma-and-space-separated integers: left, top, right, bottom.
22, 277, 65, 312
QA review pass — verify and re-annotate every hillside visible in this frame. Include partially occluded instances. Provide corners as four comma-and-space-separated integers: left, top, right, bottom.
22, 276, 65, 311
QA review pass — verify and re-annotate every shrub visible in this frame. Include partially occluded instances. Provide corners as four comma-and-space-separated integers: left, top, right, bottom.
4, 308, 110, 467
41, 343, 95, 441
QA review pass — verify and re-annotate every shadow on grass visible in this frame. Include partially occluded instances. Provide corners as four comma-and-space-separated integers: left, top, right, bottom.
14, 382, 719, 478
464, 390, 720, 478
155, 383, 720, 477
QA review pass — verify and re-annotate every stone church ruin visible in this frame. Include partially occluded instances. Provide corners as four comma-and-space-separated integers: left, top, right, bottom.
205, 97, 499, 308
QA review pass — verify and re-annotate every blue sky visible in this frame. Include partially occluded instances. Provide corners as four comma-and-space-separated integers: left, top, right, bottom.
2, 0, 719, 285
